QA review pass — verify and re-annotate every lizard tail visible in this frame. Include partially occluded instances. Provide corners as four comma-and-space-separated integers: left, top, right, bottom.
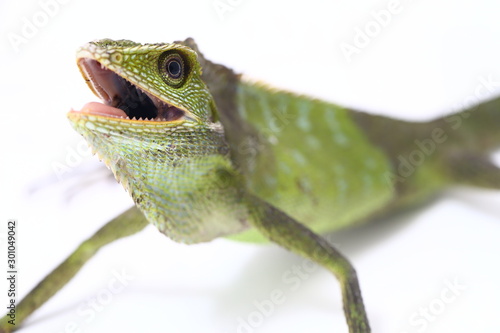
432, 95, 500, 189
350, 95, 500, 208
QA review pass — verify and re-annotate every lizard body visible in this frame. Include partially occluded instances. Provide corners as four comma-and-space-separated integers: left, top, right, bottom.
229, 81, 395, 241
3, 38, 500, 333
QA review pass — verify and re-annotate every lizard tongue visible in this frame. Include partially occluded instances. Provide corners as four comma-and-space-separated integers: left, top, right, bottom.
78, 101, 128, 118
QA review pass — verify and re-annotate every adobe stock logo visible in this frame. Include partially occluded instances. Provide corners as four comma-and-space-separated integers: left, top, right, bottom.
384, 74, 500, 185
235, 259, 319, 333
7, 0, 72, 53
401, 277, 467, 333
59, 268, 135, 332
212, 0, 244, 21
340, 0, 403, 63
386, 128, 448, 184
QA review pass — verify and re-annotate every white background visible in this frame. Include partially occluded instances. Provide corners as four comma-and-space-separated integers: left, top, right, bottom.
1, 0, 500, 332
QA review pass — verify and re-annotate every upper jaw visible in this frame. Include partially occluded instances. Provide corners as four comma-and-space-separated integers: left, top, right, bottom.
75, 56, 189, 122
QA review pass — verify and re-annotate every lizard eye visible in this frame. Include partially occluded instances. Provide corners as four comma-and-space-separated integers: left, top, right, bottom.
166, 58, 182, 78
158, 51, 187, 88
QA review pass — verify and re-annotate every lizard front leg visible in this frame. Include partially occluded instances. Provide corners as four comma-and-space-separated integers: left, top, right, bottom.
0, 207, 148, 332
246, 195, 370, 333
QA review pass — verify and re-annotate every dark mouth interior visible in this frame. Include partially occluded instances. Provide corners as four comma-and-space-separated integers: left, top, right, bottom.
79, 58, 185, 121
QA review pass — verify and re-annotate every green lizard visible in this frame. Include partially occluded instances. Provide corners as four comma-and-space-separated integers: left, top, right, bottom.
2, 38, 500, 332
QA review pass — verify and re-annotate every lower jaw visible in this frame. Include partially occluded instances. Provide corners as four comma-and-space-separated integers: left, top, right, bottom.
69, 102, 185, 123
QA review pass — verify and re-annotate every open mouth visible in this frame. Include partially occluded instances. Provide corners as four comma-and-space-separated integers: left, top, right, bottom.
77, 58, 185, 121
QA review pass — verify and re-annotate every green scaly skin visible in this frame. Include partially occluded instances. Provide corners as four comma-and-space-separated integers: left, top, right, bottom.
2, 38, 500, 332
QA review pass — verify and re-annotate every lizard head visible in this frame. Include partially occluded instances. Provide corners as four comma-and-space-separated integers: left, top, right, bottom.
67, 39, 245, 242
69, 38, 218, 123
68, 38, 227, 170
